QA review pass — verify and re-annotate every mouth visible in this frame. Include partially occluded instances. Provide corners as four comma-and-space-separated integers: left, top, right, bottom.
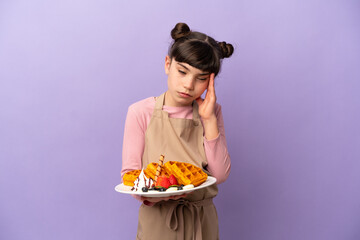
178, 92, 192, 98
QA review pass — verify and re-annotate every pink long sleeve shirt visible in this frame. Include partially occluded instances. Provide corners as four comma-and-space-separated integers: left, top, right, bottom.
121, 96, 231, 184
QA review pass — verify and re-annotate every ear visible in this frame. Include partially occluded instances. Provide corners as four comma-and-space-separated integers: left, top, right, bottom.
164, 55, 171, 75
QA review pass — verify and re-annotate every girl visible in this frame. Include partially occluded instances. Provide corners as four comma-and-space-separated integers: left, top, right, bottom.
121, 22, 233, 240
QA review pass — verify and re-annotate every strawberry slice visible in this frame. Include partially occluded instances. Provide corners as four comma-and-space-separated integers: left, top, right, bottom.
169, 174, 178, 186
156, 175, 171, 189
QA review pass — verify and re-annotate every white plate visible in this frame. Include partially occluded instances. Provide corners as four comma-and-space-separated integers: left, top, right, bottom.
115, 176, 216, 197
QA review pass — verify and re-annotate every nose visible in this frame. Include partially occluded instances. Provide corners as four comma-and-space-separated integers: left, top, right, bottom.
183, 76, 194, 90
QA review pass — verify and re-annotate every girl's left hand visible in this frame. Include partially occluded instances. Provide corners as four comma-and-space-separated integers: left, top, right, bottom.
196, 73, 217, 121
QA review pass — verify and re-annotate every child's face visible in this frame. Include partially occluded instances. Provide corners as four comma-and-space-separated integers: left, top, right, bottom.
164, 56, 211, 107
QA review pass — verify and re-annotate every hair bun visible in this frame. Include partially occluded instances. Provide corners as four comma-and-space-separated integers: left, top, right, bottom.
171, 23, 191, 40
218, 41, 234, 58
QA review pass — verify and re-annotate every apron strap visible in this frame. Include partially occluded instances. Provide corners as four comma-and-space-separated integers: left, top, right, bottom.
154, 93, 166, 110
165, 198, 213, 240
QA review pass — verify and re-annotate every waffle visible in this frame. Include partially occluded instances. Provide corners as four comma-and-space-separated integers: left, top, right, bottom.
122, 170, 141, 186
164, 161, 207, 187
144, 162, 170, 180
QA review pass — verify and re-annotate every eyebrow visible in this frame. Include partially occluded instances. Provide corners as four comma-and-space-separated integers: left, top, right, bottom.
177, 63, 210, 76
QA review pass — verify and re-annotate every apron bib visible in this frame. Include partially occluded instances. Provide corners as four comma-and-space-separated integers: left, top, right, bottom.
136, 93, 219, 240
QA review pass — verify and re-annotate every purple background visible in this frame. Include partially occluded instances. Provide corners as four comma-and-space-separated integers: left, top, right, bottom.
1, 0, 360, 239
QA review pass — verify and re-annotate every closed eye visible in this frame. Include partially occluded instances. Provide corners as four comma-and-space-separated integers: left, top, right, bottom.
178, 70, 186, 74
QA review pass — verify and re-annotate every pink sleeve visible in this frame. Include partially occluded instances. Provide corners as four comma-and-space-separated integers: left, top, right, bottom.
121, 105, 146, 178
121, 104, 153, 204
203, 104, 231, 184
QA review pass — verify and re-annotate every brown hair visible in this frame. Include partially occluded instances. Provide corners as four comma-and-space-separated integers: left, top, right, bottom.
168, 23, 234, 76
